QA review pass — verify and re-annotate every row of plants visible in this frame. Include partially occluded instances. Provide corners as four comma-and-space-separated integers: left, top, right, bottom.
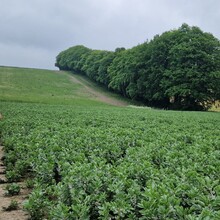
56, 24, 220, 110
0, 101, 220, 219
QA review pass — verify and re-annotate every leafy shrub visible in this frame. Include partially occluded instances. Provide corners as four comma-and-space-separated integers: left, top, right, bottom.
24, 186, 51, 220
25, 178, 35, 189
5, 170, 21, 182
5, 183, 20, 196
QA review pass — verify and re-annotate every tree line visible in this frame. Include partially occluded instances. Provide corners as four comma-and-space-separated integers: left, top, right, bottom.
55, 24, 220, 110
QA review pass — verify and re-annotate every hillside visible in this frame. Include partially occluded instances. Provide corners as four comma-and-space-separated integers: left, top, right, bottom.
0, 66, 129, 106
0, 66, 220, 219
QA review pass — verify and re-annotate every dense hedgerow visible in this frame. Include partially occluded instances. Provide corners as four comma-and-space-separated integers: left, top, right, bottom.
1, 101, 220, 219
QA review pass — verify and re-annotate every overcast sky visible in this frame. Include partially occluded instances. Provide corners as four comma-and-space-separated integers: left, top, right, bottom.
0, 0, 219, 70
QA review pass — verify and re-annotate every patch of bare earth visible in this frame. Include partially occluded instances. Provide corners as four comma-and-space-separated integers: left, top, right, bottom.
0, 145, 30, 220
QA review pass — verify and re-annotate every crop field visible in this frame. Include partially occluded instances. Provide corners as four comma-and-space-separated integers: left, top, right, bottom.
0, 67, 220, 219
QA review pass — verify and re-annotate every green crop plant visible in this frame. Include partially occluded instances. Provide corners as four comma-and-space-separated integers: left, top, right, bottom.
1, 101, 219, 219
5, 183, 21, 196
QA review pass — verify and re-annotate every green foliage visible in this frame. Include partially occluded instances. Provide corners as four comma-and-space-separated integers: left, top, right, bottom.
161, 24, 220, 110
24, 185, 52, 220
5, 183, 21, 196
108, 44, 147, 99
1, 101, 220, 219
55, 45, 91, 71
5, 170, 21, 182
82, 50, 109, 81
97, 51, 115, 85
55, 23, 220, 110
25, 178, 35, 189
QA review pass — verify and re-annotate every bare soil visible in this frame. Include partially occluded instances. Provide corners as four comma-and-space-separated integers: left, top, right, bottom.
0, 146, 30, 220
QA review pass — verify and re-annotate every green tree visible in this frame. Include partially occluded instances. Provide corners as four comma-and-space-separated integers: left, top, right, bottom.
97, 51, 115, 86
108, 44, 147, 99
161, 24, 220, 110
138, 33, 173, 107
82, 50, 109, 81
55, 45, 91, 72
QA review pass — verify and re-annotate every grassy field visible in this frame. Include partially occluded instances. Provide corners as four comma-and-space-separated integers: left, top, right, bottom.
0, 66, 115, 106
0, 66, 220, 219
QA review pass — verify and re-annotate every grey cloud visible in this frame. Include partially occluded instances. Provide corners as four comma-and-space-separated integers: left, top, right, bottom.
0, 43, 56, 69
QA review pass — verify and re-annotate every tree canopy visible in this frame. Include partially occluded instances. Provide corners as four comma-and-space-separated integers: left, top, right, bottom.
55, 24, 220, 110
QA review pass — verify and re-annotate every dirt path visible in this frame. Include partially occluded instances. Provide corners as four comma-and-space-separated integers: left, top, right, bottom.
0, 146, 30, 220
59, 71, 129, 107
